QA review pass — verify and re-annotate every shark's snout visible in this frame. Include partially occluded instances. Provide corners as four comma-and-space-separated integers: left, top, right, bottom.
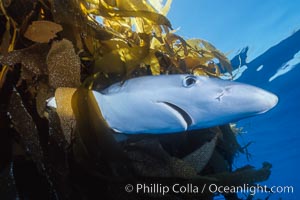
251, 87, 278, 114
224, 84, 278, 115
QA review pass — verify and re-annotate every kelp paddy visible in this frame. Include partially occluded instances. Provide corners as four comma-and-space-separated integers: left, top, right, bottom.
0, 0, 272, 199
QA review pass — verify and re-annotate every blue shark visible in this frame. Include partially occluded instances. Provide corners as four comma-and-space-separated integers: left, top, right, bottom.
93, 74, 278, 134
48, 75, 278, 134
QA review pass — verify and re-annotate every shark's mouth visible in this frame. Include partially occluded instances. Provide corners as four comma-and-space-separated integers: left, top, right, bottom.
158, 101, 193, 130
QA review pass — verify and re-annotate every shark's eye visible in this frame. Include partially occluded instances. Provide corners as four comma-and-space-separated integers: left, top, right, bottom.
183, 75, 197, 88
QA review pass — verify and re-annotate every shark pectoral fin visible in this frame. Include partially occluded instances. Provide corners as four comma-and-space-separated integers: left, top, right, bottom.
157, 101, 193, 131
46, 97, 57, 108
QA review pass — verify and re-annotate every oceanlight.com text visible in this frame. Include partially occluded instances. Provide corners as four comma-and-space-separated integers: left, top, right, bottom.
124, 183, 294, 196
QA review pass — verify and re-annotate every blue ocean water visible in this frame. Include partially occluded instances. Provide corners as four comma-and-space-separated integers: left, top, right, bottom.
168, 1, 300, 199
232, 30, 300, 200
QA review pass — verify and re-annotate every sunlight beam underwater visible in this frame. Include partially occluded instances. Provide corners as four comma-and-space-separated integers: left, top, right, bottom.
47, 74, 278, 134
